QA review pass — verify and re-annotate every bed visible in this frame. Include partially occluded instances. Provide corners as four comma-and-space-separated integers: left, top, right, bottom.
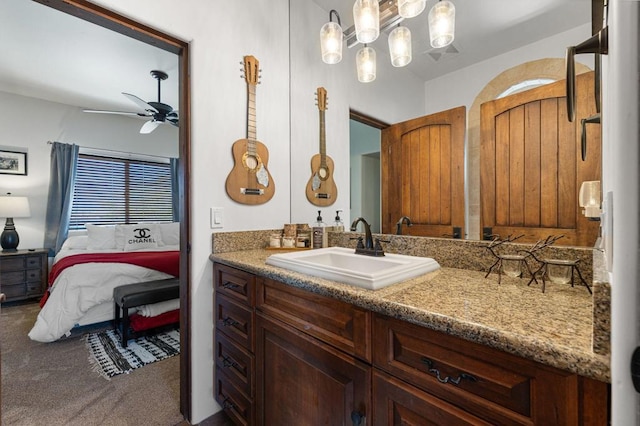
28, 222, 180, 343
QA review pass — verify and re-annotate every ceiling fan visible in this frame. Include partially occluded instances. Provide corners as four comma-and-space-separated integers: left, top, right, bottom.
84, 70, 178, 134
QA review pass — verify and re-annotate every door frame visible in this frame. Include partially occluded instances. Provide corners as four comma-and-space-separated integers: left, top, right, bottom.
32, 0, 192, 420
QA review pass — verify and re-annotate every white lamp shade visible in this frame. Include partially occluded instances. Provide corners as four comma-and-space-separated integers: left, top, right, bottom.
0, 195, 31, 218
353, 0, 379, 44
388, 26, 412, 67
356, 45, 376, 83
428, 0, 456, 48
320, 21, 343, 64
398, 0, 426, 18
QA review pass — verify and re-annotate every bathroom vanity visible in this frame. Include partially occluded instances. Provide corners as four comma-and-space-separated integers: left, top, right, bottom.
211, 247, 609, 425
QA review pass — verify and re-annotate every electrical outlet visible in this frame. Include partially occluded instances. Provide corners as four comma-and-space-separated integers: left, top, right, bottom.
210, 207, 224, 229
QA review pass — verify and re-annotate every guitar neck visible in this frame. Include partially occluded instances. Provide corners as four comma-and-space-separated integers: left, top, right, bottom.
319, 109, 326, 167
247, 84, 257, 154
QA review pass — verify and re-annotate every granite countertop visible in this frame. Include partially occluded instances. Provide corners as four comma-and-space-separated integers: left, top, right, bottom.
210, 249, 610, 383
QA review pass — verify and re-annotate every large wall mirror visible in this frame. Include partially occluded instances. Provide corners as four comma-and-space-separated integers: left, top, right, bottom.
291, 0, 596, 247
0, 0, 191, 418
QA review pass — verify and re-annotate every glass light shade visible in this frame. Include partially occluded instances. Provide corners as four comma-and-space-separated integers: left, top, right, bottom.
398, 0, 426, 18
428, 0, 456, 48
0, 195, 31, 218
546, 260, 575, 285
320, 21, 343, 64
356, 45, 376, 83
388, 26, 412, 67
353, 0, 379, 44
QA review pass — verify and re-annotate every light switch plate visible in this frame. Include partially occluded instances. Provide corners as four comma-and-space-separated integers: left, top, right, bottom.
210, 207, 224, 229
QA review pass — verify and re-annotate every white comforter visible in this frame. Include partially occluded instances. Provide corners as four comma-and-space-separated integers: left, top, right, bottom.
28, 248, 176, 342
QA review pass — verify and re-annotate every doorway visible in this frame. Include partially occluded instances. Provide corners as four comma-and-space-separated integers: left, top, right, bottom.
349, 112, 387, 233
29, 0, 192, 420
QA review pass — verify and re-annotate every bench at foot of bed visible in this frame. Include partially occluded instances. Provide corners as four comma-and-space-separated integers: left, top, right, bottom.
113, 278, 180, 347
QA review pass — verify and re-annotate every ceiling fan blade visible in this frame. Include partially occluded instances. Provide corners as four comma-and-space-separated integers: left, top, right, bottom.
123, 92, 158, 113
167, 118, 179, 128
83, 109, 149, 117
140, 120, 161, 134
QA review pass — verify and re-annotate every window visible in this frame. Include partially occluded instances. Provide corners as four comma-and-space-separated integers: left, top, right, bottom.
69, 154, 173, 229
496, 78, 556, 99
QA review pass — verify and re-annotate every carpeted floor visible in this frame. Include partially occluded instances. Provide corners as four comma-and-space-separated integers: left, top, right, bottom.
1, 302, 184, 425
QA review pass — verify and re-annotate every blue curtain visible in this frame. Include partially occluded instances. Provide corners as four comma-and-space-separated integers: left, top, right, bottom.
43, 142, 79, 255
170, 157, 180, 222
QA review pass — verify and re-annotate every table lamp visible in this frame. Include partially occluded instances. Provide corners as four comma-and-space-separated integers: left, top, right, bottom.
0, 193, 31, 252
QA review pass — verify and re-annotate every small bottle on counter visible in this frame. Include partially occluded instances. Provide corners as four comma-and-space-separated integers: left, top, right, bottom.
313, 210, 328, 249
334, 209, 344, 232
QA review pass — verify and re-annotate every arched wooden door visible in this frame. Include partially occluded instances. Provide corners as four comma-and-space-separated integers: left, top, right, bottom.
480, 72, 601, 246
381, 106, 466, 237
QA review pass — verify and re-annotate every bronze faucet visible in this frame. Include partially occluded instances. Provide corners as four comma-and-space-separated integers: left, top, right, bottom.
350, 217, 385, 256
396, 216, 412, 235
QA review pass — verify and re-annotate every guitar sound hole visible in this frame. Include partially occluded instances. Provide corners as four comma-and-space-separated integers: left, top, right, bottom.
244, 155, 258, 170
318, 167, 328, 179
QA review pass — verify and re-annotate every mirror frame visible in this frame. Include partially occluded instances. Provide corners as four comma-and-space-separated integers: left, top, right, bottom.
32, 0, 192, 419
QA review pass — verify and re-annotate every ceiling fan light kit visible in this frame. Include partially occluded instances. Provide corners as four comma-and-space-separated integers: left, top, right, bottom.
321, 0, 455, 82
83, 69, 178, 134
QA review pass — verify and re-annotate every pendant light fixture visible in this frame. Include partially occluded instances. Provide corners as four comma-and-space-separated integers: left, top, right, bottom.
397, 0, 426, 19
353, 0, 380, 44
320, 10, 343, 64
428, 0, 456, 48
388, 25, 412, 67
356, 44, 376, 83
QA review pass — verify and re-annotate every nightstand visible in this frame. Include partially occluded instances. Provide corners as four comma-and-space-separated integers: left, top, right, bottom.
0, 249, 48, 303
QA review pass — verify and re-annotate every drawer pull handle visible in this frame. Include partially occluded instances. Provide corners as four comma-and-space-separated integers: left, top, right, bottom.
222, 397, 235, 410
222, 355, 239, 369
221, 317, 240, 327
222, 281, 240, 290
421, 357, 478, 385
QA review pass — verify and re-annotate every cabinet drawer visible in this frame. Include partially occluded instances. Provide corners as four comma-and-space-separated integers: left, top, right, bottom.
1, 271, 25, 285
26, 282, 44, 296
215, 331, 254, 399
0, 257, 25, 272
257, 277, 372, 362
1, 283, 26, 299
25, 255, 42, 269
215, 367, 254, 426
373, 369, 492, 425
373, 314, 533, 424
214, 263, 255, 306
25, 268, 42, 283
216, 293, 254, 351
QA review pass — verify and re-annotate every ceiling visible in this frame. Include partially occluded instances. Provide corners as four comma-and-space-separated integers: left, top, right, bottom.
0, 0, 591, 113
0, 0, 179, 113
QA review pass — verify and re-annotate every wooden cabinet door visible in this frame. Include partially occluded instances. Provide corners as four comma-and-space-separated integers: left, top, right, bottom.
373, 370, 493, 426
256, 313, 371, 425
480, 72, 601, 246
381, 106, 466, 238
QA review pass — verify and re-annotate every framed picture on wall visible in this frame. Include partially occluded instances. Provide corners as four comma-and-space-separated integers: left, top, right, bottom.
0, 150, 27, 175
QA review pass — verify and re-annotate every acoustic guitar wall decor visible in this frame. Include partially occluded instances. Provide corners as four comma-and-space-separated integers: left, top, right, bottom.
305, 87, 337, 206
225, 55, 275, 205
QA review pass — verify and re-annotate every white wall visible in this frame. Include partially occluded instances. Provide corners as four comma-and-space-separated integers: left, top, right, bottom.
0, 90, 177, 250
349, 120, 381, 227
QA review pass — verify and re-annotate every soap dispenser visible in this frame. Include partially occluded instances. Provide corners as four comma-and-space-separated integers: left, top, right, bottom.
312, 210, 328, 249
334, 209, 344, 232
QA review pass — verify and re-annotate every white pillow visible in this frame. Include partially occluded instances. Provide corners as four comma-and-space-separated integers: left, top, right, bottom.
115, 224, 160, 251
159, 222, 180, 246
86, 224, 117, 250
60, 235, 89, 250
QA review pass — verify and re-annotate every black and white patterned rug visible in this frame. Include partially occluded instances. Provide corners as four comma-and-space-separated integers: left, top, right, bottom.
85, 328, 180, 379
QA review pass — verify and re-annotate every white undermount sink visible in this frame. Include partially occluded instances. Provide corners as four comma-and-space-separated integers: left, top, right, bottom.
265, 247, 440, 290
